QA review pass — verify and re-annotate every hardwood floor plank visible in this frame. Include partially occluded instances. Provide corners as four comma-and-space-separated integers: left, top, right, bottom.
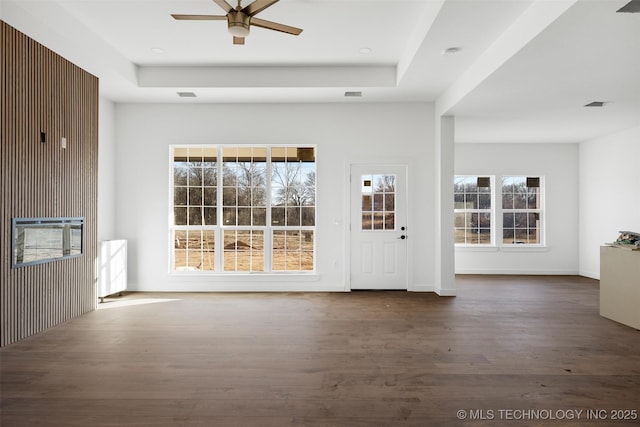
2, 276, 639, 426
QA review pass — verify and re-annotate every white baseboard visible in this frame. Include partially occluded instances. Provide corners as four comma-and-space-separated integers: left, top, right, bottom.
410, 283, 435, 292
435, 288, 457, 297
579, 270, 600, 280
455, 269, 579, 275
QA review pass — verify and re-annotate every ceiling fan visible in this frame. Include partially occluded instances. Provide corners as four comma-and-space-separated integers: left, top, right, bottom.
171, 0, 303, 45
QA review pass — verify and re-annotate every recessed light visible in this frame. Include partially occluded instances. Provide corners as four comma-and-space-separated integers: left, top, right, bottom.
151, 48, 165, 54
358, 47, 372, 54
442, 47, 462, 55
177, 92, 197, 98
584, 101, 608, 107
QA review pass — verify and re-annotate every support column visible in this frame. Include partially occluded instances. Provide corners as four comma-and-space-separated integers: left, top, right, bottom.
435, 115, 456, 296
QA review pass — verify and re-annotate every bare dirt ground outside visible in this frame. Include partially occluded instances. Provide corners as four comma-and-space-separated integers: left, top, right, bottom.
174, 231, 313, 271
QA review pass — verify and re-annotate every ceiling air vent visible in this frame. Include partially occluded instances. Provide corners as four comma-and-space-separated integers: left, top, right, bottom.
177, 91, 197, 98
617, 0, 640, 13
344, 91, 362, 97
584, 101, 606, 107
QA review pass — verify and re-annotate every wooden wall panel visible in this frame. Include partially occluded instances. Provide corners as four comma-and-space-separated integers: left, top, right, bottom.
1, 21, 99, 347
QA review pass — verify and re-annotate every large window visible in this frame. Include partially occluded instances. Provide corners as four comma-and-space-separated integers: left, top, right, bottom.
501, 176, 542, 245
454, 176, 492, 245
454, 175, 543, 247
171, 146, 316, 273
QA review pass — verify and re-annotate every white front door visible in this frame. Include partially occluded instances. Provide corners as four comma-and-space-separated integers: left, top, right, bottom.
350, 164, 408, 290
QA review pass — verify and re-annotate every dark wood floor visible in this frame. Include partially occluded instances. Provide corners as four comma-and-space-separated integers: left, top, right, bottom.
1, 275, 639, 426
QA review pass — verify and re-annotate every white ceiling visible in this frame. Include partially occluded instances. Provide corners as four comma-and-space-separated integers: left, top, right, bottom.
2, 0, 639, 143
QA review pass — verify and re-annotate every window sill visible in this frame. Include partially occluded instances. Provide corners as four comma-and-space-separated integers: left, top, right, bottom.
499, 245, 549, 252
169, 272, 320, 282
455, 246, 499, 252
456, 245, 549, 253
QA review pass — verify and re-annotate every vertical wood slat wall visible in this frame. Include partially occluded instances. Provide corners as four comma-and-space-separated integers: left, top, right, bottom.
1, 21, 99, 347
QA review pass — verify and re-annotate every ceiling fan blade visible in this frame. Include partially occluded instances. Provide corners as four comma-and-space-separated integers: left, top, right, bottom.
251, 17, 302, 35
172, 14, 226, 20
212, 0, 234, 13
233, 36, 245, 45
242, 0, 279, 17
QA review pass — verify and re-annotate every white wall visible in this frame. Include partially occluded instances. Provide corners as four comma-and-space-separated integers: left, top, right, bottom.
579, 125, 640, 279
98, 96, 117, 241
114, 103, 437, 292
455, 143, 579, 274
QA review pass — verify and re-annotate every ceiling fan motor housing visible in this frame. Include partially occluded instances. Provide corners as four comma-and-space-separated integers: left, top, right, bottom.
228, 11, 250, 37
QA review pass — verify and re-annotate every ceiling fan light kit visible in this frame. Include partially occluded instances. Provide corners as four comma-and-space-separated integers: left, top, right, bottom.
172, 0, 302, 45
227, 11, 250, 37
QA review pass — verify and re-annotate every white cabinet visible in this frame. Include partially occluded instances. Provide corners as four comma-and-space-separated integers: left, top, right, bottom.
600, 246, 640, 329
98, 240, 127, 302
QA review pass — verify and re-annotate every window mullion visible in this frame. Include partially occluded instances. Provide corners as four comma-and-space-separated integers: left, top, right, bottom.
216, 146, 223, 272
265, 148, 273, 272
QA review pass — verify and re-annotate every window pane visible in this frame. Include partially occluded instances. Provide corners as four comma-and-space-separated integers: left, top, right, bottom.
204, 188, 217, 206
189, 188, 202, 206
301, 207, 315, 226
502, 193, 514, 209
362, 213, 372, 230
271, 207, 285, 225
286, 207, 301, 226
203, 167, 217, 187
478, 228, 491, 244
253, 208, 266, 226
503, 229, 515, 244
223, 207, 236, 225
385, 194, 395, 211
188, 165, 203, 187
204, 207, 216, 226
174, 207, 187, 225
189, 207, 202, 225
174, 166, 188, 186
362, 195, 372, 211
201, 230, 215, 271
528, 190, 539, 209
478, 193, 491, 209
237, 208, 251, 226
515, 229, 529, 243
238, 186, 251, 206
503, 212, 515, 228
468, 213, 479, 228
223, 188, 236, 206
373, 213, 384, 230
384, 213, 395, 230
454, 193, 465, 209
373, 194, 384, 211
478, 213, 491, 228
175, 187, 187, 206
174, 230, 188, 270
252, 188, 266, 206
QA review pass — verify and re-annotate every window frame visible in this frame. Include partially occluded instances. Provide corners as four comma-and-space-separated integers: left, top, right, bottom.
500, 175, 545, 247
454, 174, 546, 249
169, 144, 316, 275
454, 175, 495, 247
